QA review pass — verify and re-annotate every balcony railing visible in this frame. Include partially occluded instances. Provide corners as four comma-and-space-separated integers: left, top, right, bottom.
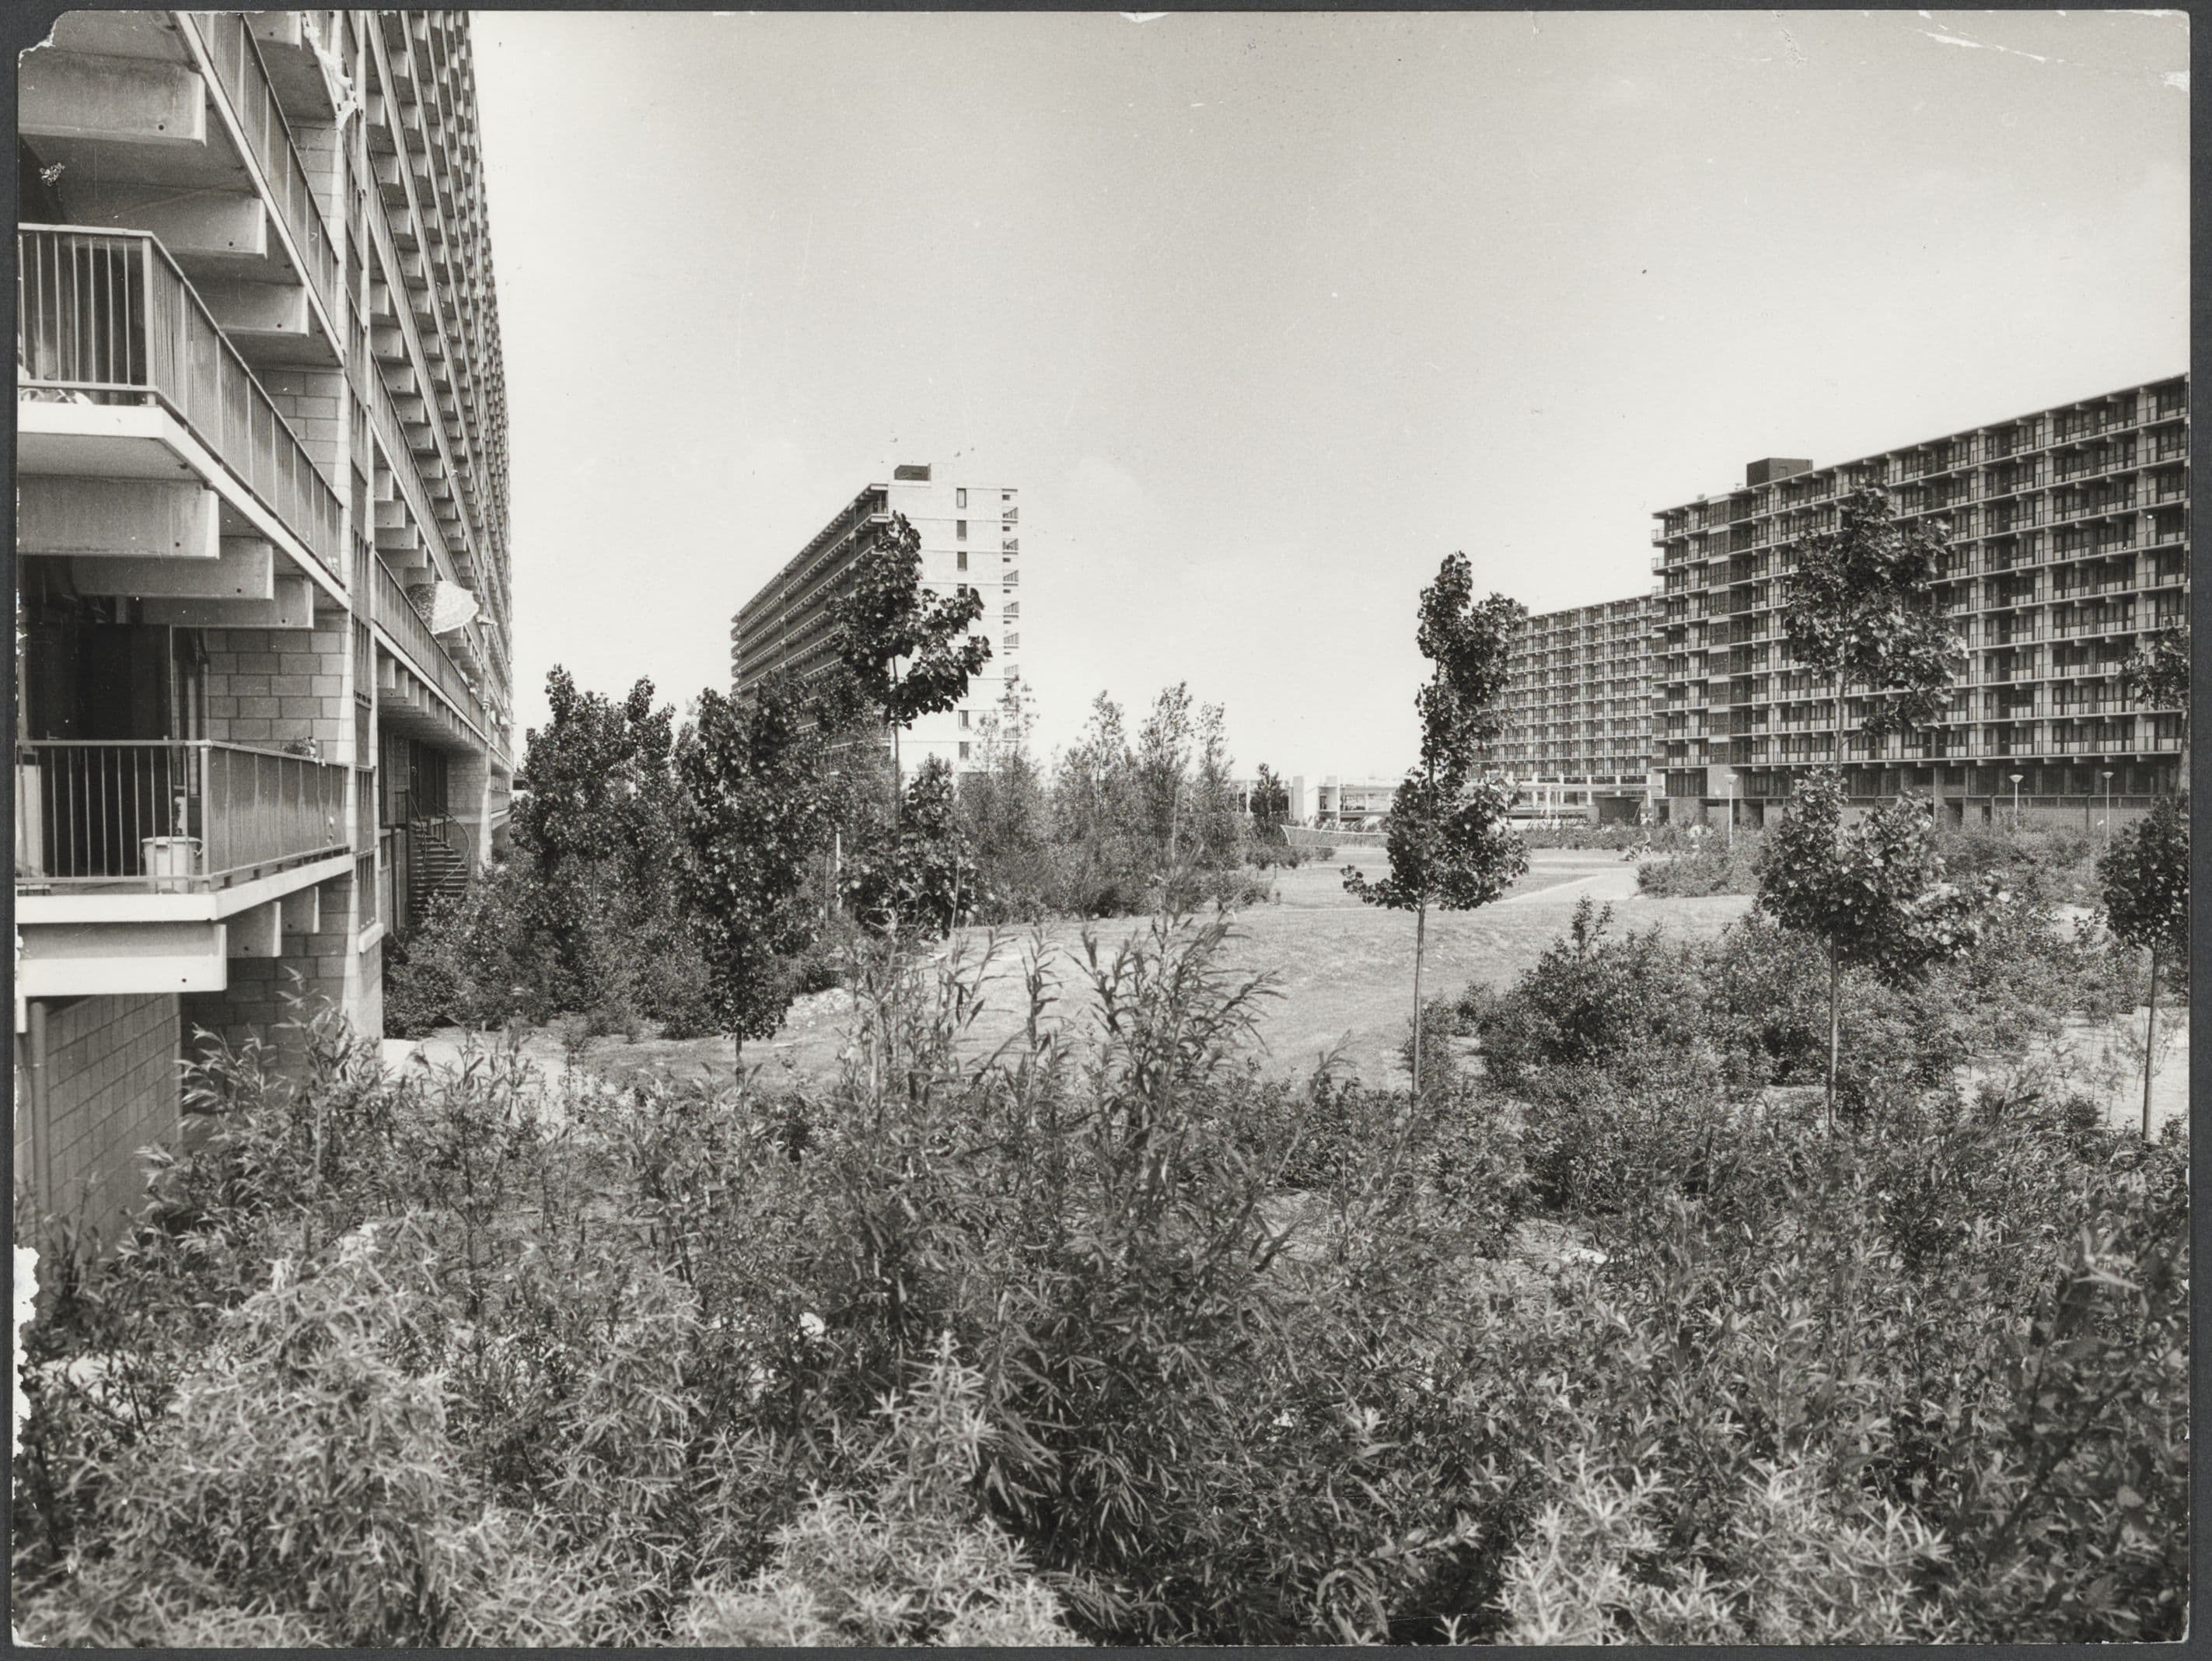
16, 740, 348, 890
17, 226, 342, 575
372, 557, 487, 731
180, 12, 341, 320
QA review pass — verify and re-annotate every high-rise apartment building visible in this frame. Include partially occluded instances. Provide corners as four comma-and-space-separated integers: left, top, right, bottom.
1488, 594, 1658, 822
729, 464, 1020, 773
1650, 377, 2188, 826
15, 10, 515, 1233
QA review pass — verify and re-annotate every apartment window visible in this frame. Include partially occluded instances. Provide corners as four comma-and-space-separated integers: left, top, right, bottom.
956, 519, 968, 540
959, 709, 971, 729
956, 488, 967, 509
956, 550, 968, 572
959, 741, 972, 761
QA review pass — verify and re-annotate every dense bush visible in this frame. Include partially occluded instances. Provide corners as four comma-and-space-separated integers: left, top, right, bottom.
384, 857, 719, 1040
1511, 822, 1649, 851
19, 900, 2186, 1645
1463, 899, 1710, 1095
1467, 890, 2137, 1121
1635, 827, 1765, 896
1940, 819, 2099, 909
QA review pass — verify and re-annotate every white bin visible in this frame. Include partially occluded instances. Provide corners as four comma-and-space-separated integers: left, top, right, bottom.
142, 835, 201, 890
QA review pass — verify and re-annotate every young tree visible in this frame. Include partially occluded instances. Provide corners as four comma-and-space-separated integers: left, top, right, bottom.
958, 673, 1051, 921
1247, 764, 1292, 858
1188, 701, 1244, 875
1756, 769, 1985, 1129
1779, 486, 1966, 741
1134, 682, 1197, 872
1053, 693, 1144, 915
1344, 553, 1529, 1094
504, 668, 689, 1025
841, 757, 976, 939
2121, 623, 2190, 713
676, 676, 836, 1060
2096, 792, 2189, 1140
2123, 624, 2190, 794
829, 512, 991, 813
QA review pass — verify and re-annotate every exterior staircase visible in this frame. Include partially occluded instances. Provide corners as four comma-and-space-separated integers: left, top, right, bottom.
407, 816, 472, 918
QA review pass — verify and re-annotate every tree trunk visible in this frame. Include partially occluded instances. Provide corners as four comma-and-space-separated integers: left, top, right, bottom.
1412, 897, 1427, 1098
888, 656, 904, 830
2142, 943, 2159, 1142
1826, 947, 1842, 1134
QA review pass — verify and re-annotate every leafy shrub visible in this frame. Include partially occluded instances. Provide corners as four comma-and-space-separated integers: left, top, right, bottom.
15, 1222, 592, 1647
1636, 828, 1764, 896
1464, 898, 1710, 1095
679, 1338, 1078, 1645
1500, 1456, 1955, 1644
1941, 820, 2099, 909
18, 898, 2189, 1647
385, 855, 712, 1040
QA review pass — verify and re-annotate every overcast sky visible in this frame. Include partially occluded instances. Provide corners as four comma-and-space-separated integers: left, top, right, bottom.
471, 8, 2188, 782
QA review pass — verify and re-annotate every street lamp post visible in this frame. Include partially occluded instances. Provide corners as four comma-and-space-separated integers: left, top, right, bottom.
2102, 770, 2115, 844
2009, 772, 2024, 829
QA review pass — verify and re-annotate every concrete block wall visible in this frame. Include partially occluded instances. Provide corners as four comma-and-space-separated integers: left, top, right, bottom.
201, 617, 353, 756
294, 112, 344, 226
258, 367, 348, 486
181, 870, 367, 1058
17, 993, 180, 1240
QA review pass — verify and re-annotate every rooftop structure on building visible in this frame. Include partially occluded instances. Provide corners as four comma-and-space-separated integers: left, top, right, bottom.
16, 9, 515, 1238
729, 463, 1022, 775
1649, 376, 2187, 828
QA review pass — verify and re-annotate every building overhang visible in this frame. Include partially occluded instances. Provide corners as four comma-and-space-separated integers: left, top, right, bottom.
16, 918, 229, 1012
17, 399, 342, 604
16, 851, 350, 928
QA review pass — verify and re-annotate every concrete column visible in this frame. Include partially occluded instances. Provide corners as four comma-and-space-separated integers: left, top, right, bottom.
446, 741, 494, 872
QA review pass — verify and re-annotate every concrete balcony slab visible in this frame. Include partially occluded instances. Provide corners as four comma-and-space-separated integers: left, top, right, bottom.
16, 919, 229, 999
21, 48, 206, 148
19, 476, 219, 561
140, 573, 316, 631
71, 535, 274, 600
17, 401, 341, 603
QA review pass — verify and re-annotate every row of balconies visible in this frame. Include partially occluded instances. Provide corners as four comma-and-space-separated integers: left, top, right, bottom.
1655, 398, 2181, 536
1659, 456, 2186, 559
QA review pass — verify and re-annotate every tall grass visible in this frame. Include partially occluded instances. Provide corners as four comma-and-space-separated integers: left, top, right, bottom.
14, 905, 2187, 1645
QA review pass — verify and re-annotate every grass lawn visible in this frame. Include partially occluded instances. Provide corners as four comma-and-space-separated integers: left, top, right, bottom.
527, 848, 1755, 1096
400, 846, 2185, 1132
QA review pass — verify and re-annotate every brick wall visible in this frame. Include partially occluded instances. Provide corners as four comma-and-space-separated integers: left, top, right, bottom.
202, 619, 353, 756
19, 993, 180, 1240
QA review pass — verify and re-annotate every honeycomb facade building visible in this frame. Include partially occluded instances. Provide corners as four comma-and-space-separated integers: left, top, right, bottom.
16, 9, 515, 1234
1649, 376, 2188, 826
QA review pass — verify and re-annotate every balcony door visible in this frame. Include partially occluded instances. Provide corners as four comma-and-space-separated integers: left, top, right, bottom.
18, 587, 194, 879
76, 624, 173, 742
